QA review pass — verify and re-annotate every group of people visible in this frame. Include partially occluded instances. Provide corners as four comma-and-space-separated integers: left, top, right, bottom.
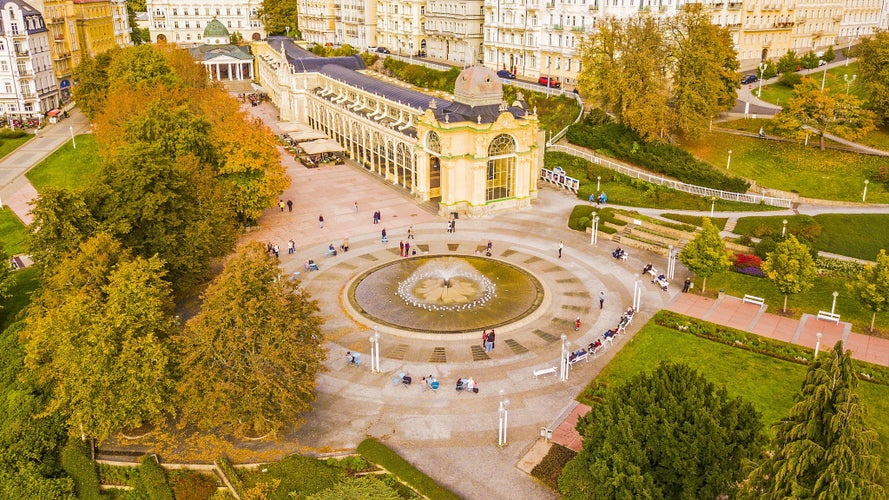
446, 218, 457, 233
612, 247, 628, 260
641, 262, 669, 290
482, 330, 496, 353
567, 307, 636, 365
399, 240, 415, 257
589, 191, 607, 206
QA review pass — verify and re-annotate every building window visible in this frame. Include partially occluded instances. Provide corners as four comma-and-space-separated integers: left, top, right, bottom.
486, 134, 516, 201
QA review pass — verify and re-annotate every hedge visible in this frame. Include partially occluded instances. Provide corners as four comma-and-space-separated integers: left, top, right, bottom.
60, 438, 100, 500
216, 457, 244, 496
357, 438, 460, 500
138, 455, 174, 500
653, 310, 889, 385
566, 118, 750, 193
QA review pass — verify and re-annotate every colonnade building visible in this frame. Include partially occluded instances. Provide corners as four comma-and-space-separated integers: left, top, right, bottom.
253, 37, 544, 217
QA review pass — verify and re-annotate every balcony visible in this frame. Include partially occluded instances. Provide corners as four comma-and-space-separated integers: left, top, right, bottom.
571, 26, 585, 32
50, 17, 64, 24
54, 35, 64, 42
727, 2, 741, 9
588, 4, 599, 11
53, 52, 72, 60
833, 14, 843, 22
15, 50, 29, 58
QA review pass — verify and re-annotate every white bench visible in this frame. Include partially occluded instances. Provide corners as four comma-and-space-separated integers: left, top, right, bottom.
743, 294, 765, 306
568, 352, 589, 366
533, 366, 558, 379
817, 310, 841, 323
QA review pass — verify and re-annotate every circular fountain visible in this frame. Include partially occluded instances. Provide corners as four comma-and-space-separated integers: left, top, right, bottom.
349, 255, 544, 334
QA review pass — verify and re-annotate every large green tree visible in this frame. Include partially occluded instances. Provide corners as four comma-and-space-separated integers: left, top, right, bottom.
21, 234, 178, 442
678, 217, 731, 293
743, 342, 884, 499
559, 363, 764, 499
176, 242, 326, 438
0, 244, 11, 314
847, 249, 889, 331
27, 188, 98, 276
761, 234, 818, 312
259, 0, 298, 37
772, 77, 876, 150
666, 5, 740, 137
856, 30, 889, 124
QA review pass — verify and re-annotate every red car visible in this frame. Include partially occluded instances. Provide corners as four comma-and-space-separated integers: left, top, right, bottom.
538, 76, 561, 88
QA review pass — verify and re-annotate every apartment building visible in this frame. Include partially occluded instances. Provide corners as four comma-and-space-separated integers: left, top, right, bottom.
146, 0, 265, 46
377, 0, 426, 55
425, 0, 483, 64
0, 0, 59, 118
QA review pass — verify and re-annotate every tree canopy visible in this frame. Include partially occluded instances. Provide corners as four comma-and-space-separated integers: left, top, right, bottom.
678, 217, 731, 293
856, 30, 889, 125
259, 0, 298, 37
742, 342, 885, 499
176, 242, 326, 437
559, 362, 764, 499
847, 249, 889, 331
761, 234, 818, 312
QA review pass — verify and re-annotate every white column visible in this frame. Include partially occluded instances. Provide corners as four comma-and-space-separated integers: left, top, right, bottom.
215, 63, 221, 81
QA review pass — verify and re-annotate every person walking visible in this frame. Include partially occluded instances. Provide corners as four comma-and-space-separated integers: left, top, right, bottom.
399, 240, 405, 257
404, 241, 410, 257
482, 330, 488, 347
486, 330, 496, 352
575, 317, 581, 331
354, 201, 359, 214
373, 211, 379, 224
272, 244, 279, 259
279, 199, 285, 212
599, 291, 605, 309
447, 220, 452, 233
319, 214, 324, 228
286, 199, 293, 212
682, 278, 692, 293
287, 239, 295, 255
558, 241, 563, 259
381, 227, 388, 243
407, 226, 415, 239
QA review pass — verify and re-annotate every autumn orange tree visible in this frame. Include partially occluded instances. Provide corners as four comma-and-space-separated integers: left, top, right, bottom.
175, 242, 326, 438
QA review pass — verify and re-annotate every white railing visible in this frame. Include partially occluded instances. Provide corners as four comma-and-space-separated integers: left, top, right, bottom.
547, 144, 793, 208
378, 53, 452, 71
541, 166, 580, 192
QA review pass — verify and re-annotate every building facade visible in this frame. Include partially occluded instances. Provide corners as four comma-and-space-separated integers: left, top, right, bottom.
377, 0, 427, 55
146, 0, 265, 46
253, 38, 543, 216
188, 18, 253, 81
425, 0, 483, 64
0, 0, 59, 119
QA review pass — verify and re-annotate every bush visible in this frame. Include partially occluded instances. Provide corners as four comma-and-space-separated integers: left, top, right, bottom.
60, 438, 100, 500
800, 51, 821, 69
734, 253, 765, 276
138, 455, 174, 500
778, 71, 802, 88
530, 444, 577, 491
815, 256, 865, 277
761, 60, 778, 79
822, 46, 836, 63
0, 127, 26, 138
357, 439, 460, 500
776, 51, 799, 74
754, 237, 777, 259
566, 117, 750, 193
169, 470, 220, 500
216, 457, 244, 496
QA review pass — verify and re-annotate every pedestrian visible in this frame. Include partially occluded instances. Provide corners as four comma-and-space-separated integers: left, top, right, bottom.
558, 241, 563, 259
319, 214, 324, 228
486, 330, 495, 352
354, 201, 359, 214
407, 226, 415, 239
447, 220, 452, 233
682, 278, 692, 293
404, 241, 410, 256
399, 240, 405, 256
288, 239, 295, 255
451, 218, 456, 233
273, 244, 279, 259
287, 199, 293, 212
599, 291, 605, 309
575, 317, 581, 331
381, 227, 388, 243
482, 330, 488, 347
589, 193, 595, 205
279, 199, 285, 212
376, 210, 382, 223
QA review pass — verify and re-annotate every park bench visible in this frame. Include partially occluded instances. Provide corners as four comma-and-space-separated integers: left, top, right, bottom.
533, 366, 558, 379
817, 310, 841, 324
742, 294, 765, 306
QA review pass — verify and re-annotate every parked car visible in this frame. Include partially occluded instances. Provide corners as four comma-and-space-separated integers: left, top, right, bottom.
496, 69, 516, 79
740, 74, 758, 85
538, 76, 561, 88
376, 47, 390, 54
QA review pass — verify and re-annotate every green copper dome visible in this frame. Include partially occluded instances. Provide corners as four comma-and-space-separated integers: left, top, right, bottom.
204, 18, 229, 38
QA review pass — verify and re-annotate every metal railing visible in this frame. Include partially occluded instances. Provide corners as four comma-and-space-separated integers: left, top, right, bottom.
546, 144, 793, 208
379, 53, 452, 71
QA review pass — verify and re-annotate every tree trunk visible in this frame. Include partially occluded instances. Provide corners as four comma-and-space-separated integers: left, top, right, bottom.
783, 295, 788, 312
702, 276, 707, 294
819, 132, 826, 150
872, 312, 877, 332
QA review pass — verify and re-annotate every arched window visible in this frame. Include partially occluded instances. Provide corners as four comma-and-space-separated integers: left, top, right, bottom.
426, 130, 441, 153
486, 135, 516, 201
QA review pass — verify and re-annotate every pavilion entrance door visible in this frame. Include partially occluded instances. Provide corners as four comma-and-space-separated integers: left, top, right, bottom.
429, 155, 441, 198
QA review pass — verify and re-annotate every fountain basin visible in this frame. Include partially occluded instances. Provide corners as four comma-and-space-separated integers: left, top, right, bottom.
349, 255, 544, 334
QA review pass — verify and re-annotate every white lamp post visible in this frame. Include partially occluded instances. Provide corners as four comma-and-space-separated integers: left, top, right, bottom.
844, 73, 857, 94
831, 291, 839, 315
368, 326, 380, 373
814, 331, 823, 358
590, 212, 599, 245
710, 197, 716, 218
863, 179, 870, 202
782, 219, 788, 238
560, 334, 568, 381
69, 126, 76, 149
846, 35, 854, 66
596, 176, 601, 192
632, 276, 642, 311
757, 63, 767, 97
498, 388, 510, 446
667, 245, 676, 280
726, 150, 732, 170
821, 62, 829, 92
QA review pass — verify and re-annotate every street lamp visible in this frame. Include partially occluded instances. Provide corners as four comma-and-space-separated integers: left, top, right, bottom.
814, 332, 823, 358
667, 244, 676, 280
498, 388, 510, 446
596, 175, 601, 192
844, 73, 857, 94
590, 212, 599, 245
846, 34, 854, 66
821, 62, 829, 92
710, 197, 716, 217
285, 26, 290, 38
726, 150, 732, 170
831, 291, 839, 315
863, 179, 870, 202
560, 334, 568, 381
782, 219, 788, 238
69, 126, 76, 149
757, 62, 767, 98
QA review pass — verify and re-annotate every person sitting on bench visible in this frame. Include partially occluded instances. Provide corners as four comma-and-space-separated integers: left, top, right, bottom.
328, 243, 337, 256
340, 237, 350, 252
305, 259, 319, 271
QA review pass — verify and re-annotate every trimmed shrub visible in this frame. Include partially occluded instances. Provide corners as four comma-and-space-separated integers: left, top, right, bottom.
754, 237, 777, 260
357, 439, 460, 500
778, 71, 802, 88
138, 455, 174, 500
531, 444, 577, 491
0, 127, 26, 138
169, 470, 219, 500
816, 256, 866, 277
60, 438, 100, 500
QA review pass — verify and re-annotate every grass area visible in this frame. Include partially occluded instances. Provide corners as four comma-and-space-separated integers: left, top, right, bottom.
238, 454, 345, 499
0, 207, 28, 255
758, 63, 864, 106
681, 129, 889, 203
733, 213, 889, 261
580, 321, 889, 468
0, 267, 38, 331
693, 270, 889, 335
25, 134, 102, 192
0, 133, 32, 159
357, 438, 461, 500
549, 152, 780, 212
661, 213, 728, 231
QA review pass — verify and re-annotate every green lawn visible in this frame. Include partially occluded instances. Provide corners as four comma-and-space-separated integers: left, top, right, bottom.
581, 322, 889, 469
693, 271, 889, 335
0, 134, 32, 159
733, 213, 889, 261
0, 207, 28, 255
758, 63, 864, 106
0, 267, 38, 331
681, 130, 889, 203
25, 134, 102, 192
